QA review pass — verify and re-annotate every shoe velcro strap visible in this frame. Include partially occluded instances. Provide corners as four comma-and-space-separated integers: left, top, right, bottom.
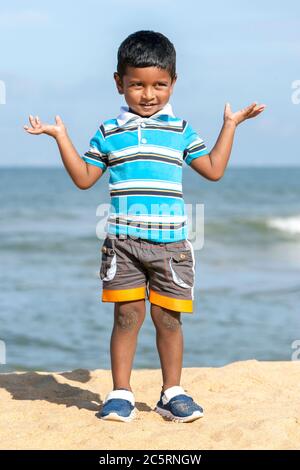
162, 386, 188, 405
104, 389, 135, 406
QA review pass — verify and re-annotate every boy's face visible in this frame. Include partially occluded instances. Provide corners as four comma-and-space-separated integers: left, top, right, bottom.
114, 66, 177, 117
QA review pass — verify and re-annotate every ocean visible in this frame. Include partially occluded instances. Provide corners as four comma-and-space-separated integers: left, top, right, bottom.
1, 167, 299, 373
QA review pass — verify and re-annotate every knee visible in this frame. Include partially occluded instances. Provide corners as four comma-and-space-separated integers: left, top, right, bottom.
114, 301, 145, 331
151, 306, 182, 332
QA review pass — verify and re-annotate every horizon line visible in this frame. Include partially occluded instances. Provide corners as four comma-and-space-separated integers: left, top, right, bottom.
1, 164, 300, 169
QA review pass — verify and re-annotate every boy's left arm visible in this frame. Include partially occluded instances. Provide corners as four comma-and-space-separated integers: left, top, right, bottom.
190, 102, 266, 180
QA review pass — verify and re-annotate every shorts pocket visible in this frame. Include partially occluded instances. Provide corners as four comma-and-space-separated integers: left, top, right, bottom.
169, 251, 194, 289
99, 244, 117, 281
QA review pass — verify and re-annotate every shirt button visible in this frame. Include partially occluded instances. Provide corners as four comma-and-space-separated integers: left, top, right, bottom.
141, 138, 147, 144
141, 122, 146, 127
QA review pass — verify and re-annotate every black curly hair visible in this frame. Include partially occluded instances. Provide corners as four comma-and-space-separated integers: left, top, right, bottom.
116, 30, 177, 82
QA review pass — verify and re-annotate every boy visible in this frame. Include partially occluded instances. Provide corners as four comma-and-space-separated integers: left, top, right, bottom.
24, 30, 265, 423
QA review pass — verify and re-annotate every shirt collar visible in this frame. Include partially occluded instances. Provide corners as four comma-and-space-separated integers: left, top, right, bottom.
116, 102, 175, 127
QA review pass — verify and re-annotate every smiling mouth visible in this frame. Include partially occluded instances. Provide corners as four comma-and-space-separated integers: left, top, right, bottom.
140, 104, 156, 107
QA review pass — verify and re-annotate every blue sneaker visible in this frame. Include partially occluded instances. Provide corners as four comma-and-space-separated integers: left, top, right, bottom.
99, 389, 137, 422
155, 385, 204, 423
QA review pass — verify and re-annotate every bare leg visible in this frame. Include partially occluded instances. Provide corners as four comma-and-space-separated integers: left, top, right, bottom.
150, 303, 183, 392
110, 299, 146, 391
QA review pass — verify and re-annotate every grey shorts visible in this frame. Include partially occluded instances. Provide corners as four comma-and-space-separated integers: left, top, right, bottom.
99, 234, 195, 313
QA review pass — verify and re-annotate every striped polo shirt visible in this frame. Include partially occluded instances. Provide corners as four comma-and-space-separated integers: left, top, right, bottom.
81, 103, 209, 242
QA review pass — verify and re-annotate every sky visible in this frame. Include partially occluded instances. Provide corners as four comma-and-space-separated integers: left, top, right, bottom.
0, 0, 299, 167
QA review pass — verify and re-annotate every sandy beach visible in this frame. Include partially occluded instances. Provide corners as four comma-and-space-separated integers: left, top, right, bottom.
0, 360, 299, 450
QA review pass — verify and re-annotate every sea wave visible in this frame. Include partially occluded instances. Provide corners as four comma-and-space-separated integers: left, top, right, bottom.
266, 215, 300, 235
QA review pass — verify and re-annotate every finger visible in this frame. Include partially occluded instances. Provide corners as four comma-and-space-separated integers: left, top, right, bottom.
35, 115, 41, 126
248, 102, 267, 113
247, 108, 266, 118
245, 102, 257, 114
254, 108, 266, 115
29, 114, 38, 128
55, 115, 63, 125
224, 102, 231, 116
24, 127, 38, 133
250, 105, 266, 115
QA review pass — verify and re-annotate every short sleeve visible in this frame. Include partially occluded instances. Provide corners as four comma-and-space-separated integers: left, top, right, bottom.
81, 126, 108, 173
183, 121, 209, 166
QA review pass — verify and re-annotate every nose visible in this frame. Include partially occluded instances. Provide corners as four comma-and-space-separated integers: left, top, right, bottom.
142, 86, 155, 101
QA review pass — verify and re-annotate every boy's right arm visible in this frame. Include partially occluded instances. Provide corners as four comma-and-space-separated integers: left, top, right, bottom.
55, 130, 104, 189
24, 115, 103, 189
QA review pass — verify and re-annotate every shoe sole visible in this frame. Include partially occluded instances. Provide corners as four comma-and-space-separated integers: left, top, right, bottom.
100, 408, 137, 423
155, 406, 203, 423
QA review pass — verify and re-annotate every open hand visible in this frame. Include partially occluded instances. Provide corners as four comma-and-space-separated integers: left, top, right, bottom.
224, 102, 266, 126
23, 115, 67, 138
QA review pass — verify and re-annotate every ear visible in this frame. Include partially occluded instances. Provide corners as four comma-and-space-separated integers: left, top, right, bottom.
114, 72, 124, 95
170, 74, 177, 93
